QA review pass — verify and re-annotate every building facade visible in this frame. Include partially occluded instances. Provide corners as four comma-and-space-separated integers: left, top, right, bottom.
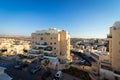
31, 28, 71, 62
107, 21, 120, 80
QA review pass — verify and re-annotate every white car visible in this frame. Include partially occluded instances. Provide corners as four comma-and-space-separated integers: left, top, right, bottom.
80, 59, 86, 63
53, 71, 62, 80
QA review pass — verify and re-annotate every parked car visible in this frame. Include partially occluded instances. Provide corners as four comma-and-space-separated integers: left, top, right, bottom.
41, 70, 52, 80
30, 64, 42, 74
53, 71, 62, 80
14, 62, 28, 69
80, 59, 86, 63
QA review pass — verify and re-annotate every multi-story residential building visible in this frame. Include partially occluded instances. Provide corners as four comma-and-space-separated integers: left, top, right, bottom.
31, 28, 71, 62
107, 21, 120, 80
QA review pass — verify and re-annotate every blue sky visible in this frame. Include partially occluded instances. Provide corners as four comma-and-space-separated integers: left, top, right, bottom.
0, 0, 120, 38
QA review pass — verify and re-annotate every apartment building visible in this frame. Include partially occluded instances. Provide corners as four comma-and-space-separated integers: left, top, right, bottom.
31, 28, 71, 62
107, 21, 120, 80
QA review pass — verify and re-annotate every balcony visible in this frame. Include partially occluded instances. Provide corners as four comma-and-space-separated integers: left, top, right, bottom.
114, 70, 120, 77
36, 44, 48, 48
107, 34, 112, 38
43, 50, 52, 54
31, 47, 43, 52
36, 42, 48, 48
44, 53, 57, 57
43, 46, 52, 53
114, 70, 120, 75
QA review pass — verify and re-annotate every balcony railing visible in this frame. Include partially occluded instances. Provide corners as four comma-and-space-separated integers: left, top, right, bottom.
36, 42, 47, 45
114, 70, 120, 75
44, 53, 57, 57
36, 42, 48, 48
107, 34, 112, 38
36, 45, 48, 48
43, 50, 52, 54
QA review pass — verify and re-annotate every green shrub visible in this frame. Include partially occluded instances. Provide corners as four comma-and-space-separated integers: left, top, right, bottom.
0, 52, 3, 56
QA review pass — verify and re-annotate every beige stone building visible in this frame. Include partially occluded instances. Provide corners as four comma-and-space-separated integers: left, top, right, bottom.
31, 28, 71, 62
107, 21, 120, 80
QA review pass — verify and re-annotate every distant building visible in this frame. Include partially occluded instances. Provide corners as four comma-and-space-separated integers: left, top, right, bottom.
98, 39, 105, 45
0, 37, 31, 55
97, 46, 107, 52
107, 21, 120, 80
31, 28, 71, 62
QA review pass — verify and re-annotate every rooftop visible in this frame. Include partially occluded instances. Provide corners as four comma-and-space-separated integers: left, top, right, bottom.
113, 21, 120, 29
35, 28, 61, 34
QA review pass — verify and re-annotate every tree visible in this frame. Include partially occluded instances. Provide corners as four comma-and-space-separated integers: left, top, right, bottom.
0, 52, 3, 56
23, 49, 28, 54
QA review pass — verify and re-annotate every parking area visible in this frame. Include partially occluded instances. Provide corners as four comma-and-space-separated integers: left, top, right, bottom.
0, 56, 49, 80
5, 65, 46, 80
4, 59, 51, 80
0, 56, 81, 80
5, 63, 81, 80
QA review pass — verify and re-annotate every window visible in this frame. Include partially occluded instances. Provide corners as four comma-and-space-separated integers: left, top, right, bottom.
54, 42, 56, 45
41, 37, 43, 40
50, 42, 52, 45
38, 47, 44, 49
113, 27, 116, 30
119, 50, 120, 53
119, 41, 120, 45
60, 52, 62, 56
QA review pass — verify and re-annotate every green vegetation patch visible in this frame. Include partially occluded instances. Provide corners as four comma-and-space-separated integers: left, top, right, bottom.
0, 52, 3, 56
